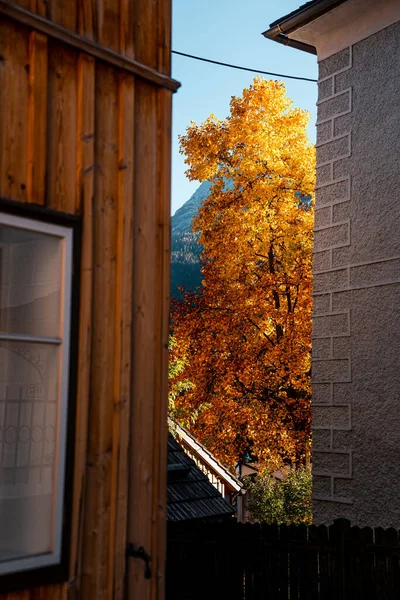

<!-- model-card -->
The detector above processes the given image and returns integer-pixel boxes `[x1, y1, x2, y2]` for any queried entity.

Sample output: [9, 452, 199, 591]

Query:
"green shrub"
[245, 467, 312, 525]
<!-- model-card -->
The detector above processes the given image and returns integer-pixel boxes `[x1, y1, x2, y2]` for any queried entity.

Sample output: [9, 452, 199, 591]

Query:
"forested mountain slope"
[170, 181, 211, 298]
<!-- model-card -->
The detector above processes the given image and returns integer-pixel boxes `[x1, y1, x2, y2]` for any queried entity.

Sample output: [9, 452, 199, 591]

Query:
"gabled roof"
[167, 434, 234, 522]
[168, 418, 242, 493]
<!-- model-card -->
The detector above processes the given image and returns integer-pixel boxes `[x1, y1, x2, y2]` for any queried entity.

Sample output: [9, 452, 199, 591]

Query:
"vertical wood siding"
[26, 31, 47, 205]
[0, 0, 175, 598]
[0, 19, 29, 203]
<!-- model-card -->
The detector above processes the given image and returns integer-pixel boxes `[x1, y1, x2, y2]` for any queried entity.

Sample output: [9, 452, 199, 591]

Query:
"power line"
[171, 50, 317, 83]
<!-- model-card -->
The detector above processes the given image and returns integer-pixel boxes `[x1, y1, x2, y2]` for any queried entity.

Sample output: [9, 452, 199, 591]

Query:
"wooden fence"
[167, 519, 400, 600]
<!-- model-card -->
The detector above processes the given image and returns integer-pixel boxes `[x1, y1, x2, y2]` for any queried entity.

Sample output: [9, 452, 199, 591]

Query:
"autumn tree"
[170, 78, 315, 473]
[168, 335, 193, 424]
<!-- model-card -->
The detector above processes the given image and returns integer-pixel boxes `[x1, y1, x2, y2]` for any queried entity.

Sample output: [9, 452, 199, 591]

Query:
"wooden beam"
[46, 42, 78, 213]
[0, 18, 29, 203]
[26, 30, 47, 205]
[80, 62, 119, 598]
[68, 52, 95, 589]
[128, 80, 158, 600]
[151, 86, 173, 600]
[112, 71, 135, 600]
[0, 0, 180, 92]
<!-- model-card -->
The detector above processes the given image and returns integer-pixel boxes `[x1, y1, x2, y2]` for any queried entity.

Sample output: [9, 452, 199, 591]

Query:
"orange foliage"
[170, 78, 315, 472]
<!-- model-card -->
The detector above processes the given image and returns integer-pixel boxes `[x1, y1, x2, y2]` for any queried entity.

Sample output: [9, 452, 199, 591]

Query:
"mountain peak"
[171, 180, 211, 235]
[170, 181, 209, 298]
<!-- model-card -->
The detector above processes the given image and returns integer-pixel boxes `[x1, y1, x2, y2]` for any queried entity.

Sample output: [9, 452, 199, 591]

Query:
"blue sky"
[171, 0, 318, 215]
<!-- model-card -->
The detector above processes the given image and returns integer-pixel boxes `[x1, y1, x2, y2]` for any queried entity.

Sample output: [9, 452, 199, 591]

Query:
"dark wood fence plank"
[310, 525, 333, 600]
[346, 526, 374, 599]
[167, 519, 400, 600]
[374, 527, 400, 600]
[265, 523, 281, 598]
[277, 525, 289, 600]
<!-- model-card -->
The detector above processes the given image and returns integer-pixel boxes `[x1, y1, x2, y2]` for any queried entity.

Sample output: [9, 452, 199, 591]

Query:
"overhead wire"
[171, 50, 317, 83]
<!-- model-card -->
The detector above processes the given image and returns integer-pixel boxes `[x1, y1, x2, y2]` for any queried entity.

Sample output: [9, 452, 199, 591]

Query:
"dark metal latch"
[126, 543, 152, 579]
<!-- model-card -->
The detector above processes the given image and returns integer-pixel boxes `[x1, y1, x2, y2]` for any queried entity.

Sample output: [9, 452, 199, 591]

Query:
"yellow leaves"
[172, 77, 315, 472]
[179, 77, 315, 193]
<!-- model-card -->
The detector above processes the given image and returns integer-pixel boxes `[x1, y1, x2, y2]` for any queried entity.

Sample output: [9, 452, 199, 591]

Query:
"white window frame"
[0, 211, 73, 576]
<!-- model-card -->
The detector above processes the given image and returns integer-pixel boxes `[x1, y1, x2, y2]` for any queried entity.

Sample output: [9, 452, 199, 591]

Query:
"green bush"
[245, 467, 312, 525]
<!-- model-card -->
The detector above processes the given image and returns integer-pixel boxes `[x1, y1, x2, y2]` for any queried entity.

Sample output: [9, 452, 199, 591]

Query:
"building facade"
[0, 1, 179, 598]
[265, 0, 400, 527]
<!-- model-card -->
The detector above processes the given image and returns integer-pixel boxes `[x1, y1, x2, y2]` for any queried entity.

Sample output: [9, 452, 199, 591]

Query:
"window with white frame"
[0, 212, 73, 576]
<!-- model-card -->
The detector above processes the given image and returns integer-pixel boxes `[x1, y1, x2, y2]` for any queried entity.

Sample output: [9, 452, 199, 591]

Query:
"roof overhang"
[263, 0, 400, 61]
[263, 0, 349, 55]
[169, 418, 242, 492]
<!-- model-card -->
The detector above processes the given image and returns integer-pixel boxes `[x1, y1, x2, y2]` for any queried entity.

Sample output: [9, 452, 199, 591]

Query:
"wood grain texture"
[75, 53, 95, 214]
[68, 52, 95, 590]
[0, 19, 29, 202]
[151, 87, 172, 600]
[80, 62, 119, 600]
[112, 72, 134, 600]
[77, 0, 95, 39]
[133, 0, 158, 69]
[95, 0, 120, 52]
[157, 0, 171, 75]
[0, 2, 180, 92]
[47, 42, 78, 213]
[30, 583, 67, 600]
[120, 0, 134, 57]
[106, 72, 123, 600]
[127, 80, 158, 600]
[35, 0, 47, 18]
[0, 583, 67, 600]
[28, 0, 47, 17]
[10, 0, 29, 8]
[26, 31, 47, 205]
[47, 0, 78, 32]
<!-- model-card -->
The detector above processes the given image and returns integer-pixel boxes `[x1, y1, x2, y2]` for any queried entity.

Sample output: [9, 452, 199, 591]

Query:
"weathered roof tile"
[167, 434, 234, 522]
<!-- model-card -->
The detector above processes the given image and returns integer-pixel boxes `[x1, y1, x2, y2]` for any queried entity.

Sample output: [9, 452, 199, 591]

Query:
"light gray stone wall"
[312, 21, 400, 527]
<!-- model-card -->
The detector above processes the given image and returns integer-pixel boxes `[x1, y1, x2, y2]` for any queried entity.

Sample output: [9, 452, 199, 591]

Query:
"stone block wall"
[312, 21, 400, 527]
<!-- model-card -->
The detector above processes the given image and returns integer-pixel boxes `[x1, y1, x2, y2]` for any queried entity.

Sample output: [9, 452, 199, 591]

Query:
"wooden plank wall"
[0, 0, 174, 599]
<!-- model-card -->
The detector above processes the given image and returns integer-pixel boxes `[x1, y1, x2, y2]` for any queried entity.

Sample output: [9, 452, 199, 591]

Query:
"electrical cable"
[171, 50, 317, 83]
